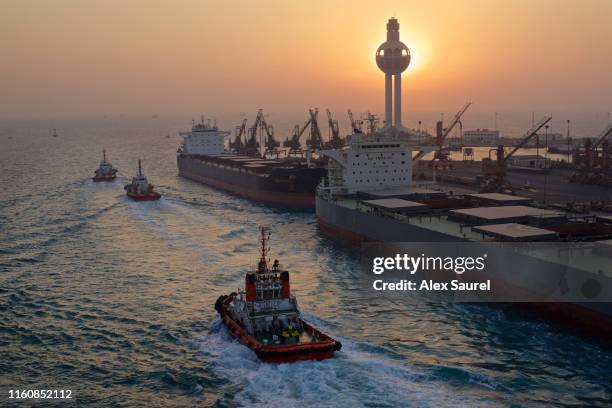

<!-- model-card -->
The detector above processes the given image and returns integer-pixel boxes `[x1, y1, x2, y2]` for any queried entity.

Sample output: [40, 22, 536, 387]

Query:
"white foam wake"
[195, 319, 496, 408]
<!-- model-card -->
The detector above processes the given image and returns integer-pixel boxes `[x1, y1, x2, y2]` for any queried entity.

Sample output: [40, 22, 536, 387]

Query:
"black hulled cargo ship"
[177, 112, 328, 209]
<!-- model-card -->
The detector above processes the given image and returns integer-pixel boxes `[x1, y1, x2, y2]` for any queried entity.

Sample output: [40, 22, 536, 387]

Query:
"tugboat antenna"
[103, 149, 106, 161]
[259, 226, 270, 272]
[138, 159, 142, 177]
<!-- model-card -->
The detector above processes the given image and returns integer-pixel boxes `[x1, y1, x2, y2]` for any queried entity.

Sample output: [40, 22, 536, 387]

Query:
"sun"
[404, 38, 428, 74]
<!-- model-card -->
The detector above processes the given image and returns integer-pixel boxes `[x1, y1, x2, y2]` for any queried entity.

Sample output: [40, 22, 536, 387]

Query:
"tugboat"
[215, 227, 342, 363]
[124, 160, 161, 201]
[92, 149, 118, 182]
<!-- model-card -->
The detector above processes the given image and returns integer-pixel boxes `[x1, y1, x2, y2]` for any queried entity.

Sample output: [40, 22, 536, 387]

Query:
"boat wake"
[195, 318, 495, 408]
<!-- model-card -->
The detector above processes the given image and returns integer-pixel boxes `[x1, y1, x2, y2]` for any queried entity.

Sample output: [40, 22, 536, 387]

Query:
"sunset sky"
[2, 0, 611, 118]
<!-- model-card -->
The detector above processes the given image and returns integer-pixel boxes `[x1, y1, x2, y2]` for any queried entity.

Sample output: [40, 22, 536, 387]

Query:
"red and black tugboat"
[92, 149, 118, 182]
[215, 227, 342, 363]
[124, 160, 161, 201]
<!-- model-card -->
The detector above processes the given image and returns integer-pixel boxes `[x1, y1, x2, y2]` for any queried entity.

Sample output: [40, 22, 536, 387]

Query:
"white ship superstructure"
[320, 128, 435, 195]
[178, 116, 229, 155]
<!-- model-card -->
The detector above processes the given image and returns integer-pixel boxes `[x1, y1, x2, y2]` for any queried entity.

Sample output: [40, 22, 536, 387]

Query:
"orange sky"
[1, 0, 611, 117]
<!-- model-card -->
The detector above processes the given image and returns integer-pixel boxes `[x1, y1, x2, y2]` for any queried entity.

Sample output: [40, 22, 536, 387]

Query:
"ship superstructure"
[226, 228, 301, 337]
[178, 116, 228, 156]
[322, 127, 434, 195]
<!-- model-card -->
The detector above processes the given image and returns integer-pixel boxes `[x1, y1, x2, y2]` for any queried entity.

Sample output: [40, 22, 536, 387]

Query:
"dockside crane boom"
[503, 116, 552, 162]
[245, 110, 264, 156]
[230, 118, 247, 152]
[306, 108, 324, 150]
[260, 113, 279, 154]
[283, 112, 313, 155]
[480, 116, 552, 193]
[592, 123, 612, 151]
[348, 109, 363, 134]
[325, 109, 344, 148]
[326, 109, 339, 139]
[432, 102, 472, 162]
[569, 122, 612, 184]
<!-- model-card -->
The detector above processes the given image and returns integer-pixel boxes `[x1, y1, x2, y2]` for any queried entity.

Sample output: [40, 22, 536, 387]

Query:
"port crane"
[324, 109, 345, 149]
[348, 109, 363, 134]
[480, 116, 552, 193]
[283, 124, 306, 156]
[245, 109, 278, 157]
[283, 109, 324, 156]
[570, 123, 612, 185]
[230, 118, 247, 152]
[305, 108, 324, 150]
[283, 119, 310, 156]
[593, 123, 612, 150]
[430, 102, 472, 163]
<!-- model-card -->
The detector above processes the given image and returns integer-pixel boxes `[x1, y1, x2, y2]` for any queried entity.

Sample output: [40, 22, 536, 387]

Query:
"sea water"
[1, 115, 610, 407]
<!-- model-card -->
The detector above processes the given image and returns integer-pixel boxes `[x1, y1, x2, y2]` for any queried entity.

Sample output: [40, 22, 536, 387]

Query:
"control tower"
[376, 18, 411, 128]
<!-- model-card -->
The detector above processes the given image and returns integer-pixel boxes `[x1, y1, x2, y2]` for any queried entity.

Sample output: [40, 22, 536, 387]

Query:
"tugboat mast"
[138, 159, 142, 177]
[258, 226, 270, 273]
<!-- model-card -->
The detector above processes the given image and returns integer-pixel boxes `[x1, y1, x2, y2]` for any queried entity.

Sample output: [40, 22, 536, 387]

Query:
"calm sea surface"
[1, 116, 611, 407]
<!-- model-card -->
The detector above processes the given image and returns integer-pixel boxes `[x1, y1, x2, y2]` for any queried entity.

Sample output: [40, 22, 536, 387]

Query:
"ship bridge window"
[257, 283, 280, 300]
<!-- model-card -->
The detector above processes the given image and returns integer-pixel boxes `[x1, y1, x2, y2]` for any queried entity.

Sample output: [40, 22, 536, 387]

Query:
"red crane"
[431, 102, 472, 163]
[480, 116, 552, 193]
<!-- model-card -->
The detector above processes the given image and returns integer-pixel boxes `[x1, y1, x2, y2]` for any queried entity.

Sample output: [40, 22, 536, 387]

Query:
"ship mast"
[103, 149, 106, 162]
[138, 159, 142, 177]
[258, 226, 270, 272]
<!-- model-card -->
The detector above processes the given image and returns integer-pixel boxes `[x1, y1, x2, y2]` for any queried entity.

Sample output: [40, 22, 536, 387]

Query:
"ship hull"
[177, 155, 325, 209]
[92, 175, 116, 182]
[316, 194, 459, 244]
[215, 295, 341, 363]
[126, 191, 161, 201]
[316, 194, 612, 341]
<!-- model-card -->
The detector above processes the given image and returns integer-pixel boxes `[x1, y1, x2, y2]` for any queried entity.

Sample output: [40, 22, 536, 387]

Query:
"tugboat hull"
[126, 191, 161, 201]
[92, 175, 117, 182]
[215, 294, 341, 363]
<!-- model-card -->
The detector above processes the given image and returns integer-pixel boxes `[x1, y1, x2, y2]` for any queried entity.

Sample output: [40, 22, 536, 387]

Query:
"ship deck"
[324, 193, 612, 278]
[255, 329, 316, 346]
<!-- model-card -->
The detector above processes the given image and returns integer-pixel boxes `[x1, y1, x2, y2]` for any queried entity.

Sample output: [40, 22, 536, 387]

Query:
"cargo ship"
[215, 227, 342, 363]
[316, 127, 612, 339]
[176, 116, 326, 209]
